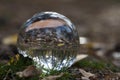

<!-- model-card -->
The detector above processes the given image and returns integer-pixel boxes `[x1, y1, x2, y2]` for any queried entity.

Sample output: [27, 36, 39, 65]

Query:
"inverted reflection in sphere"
[17, 12, 79, 73]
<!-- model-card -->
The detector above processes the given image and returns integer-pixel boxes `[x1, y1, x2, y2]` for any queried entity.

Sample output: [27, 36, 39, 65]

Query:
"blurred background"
[1, 0, 120, 66]
[1, 0, 120, 44]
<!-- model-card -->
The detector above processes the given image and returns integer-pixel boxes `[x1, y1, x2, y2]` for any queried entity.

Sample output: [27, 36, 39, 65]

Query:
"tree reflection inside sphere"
[17, 12, 79, 73]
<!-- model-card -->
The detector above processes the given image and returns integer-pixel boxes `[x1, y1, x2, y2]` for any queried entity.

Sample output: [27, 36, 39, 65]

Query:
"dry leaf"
[41, 73, 64, 80]
[2, 34, 18, 45]
[79, 69, 95, 78]
[57, 43, 64, 47]
[16, 65, 41, 78]
[74, 54, 88, 63]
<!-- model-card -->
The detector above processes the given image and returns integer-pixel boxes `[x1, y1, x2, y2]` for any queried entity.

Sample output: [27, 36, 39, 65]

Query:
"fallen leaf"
[2, 34, 18, 45]
[41, 73, 64, 80]
[74, 54, 88, 63]
[79, 69, 95, 78]
[16, 65, 41, 78]
[57, 43, 64, 47]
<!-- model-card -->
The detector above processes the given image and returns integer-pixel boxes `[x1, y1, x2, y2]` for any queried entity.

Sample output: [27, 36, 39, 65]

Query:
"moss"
[73, 58, 120, 72]
[0, 54, 120, 80]
[78, 59, 106, 70]
[0, 55, 38, 80]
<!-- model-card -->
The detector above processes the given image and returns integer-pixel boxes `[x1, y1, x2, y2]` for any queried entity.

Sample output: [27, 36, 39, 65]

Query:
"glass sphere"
[17, 12, 79, 73]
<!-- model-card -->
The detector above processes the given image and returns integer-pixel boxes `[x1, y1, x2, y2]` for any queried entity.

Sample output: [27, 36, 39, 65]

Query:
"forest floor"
[0, 37, 120, 80]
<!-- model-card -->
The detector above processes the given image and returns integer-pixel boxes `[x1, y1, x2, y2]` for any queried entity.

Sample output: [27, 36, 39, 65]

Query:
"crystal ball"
[17, 12, 79, 72]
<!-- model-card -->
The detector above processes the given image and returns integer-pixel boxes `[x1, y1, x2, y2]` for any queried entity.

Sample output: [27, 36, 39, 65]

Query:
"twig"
[3, 69, 11, 80]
